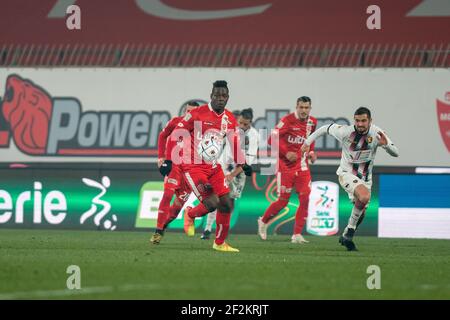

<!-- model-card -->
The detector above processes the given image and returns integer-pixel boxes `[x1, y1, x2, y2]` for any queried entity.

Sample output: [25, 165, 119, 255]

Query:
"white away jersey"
[309, 123, 398, 182]
[219, 126, 259, 171]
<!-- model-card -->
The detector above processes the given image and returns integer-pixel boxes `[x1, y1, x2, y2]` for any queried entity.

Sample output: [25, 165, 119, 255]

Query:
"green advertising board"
[0, 165, 378, 235]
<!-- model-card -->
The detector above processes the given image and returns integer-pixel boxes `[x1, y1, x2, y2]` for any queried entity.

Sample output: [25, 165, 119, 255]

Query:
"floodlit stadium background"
[0, 0, 449, 239]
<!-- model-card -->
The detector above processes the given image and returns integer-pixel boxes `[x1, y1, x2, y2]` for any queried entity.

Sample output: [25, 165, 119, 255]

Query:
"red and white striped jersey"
[305, 123, 399, 182]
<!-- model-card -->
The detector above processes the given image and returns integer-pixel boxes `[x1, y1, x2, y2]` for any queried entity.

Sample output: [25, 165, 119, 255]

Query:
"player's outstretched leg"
[339, 186, 370, 251]
[258, 197, 289, 240]
[213, 195, 239, 252]
[163, 203, 183, 230]
[292, 191, 310, 244]
[151, 189, 174, 244]
[184, 200, 215, 236]
[339, 227, 357, 251]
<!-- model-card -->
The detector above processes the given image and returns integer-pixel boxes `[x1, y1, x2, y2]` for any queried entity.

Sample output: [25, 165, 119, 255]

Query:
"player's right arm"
[302, 123, 347, 154]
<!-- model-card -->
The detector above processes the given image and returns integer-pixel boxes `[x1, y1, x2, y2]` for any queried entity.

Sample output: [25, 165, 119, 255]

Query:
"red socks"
[293, 193, 309, 234]
[156, 189, 174, 230]
[215, 211, 231, 245]
[261, 198, 289, 223]
[163, 204, 182, 229]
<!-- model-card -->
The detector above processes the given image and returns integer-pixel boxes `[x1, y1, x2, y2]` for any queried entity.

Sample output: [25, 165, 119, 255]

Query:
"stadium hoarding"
[2, 1, 449, 45]
[306, 181, 340, 236]
[378, 174, 450, 239]
[0, 165, 379, 236]
[1, 68, 450, 167]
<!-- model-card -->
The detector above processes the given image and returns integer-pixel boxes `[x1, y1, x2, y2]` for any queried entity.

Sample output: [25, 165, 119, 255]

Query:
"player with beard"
[302, 107, 399, 251]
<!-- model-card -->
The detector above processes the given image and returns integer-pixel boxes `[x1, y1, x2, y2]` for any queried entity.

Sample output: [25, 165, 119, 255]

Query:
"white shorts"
[338, 173, 372, 202]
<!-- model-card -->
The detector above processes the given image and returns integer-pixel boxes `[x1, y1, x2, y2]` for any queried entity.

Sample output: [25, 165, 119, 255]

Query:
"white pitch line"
[0, 284, 161, 300]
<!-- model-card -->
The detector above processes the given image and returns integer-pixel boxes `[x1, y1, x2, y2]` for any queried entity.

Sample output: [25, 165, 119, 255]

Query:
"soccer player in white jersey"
[201, 108, 259, 239]
[301, 107, 399, 251]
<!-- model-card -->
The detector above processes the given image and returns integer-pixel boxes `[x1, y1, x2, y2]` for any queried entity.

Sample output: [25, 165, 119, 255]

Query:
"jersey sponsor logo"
[0, 74, 170, 157]
[287, 135, 305, 144]
[221, 115, 229, 134]
[437, 93, 450, 152]
[349, 150, 373, 163]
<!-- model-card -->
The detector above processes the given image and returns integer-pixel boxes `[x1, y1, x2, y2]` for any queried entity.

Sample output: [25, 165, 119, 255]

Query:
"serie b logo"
[437, 92, 450, 153]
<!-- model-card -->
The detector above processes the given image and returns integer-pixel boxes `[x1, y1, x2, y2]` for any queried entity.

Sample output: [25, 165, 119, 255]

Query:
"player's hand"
[242, 163, 253, 176]
[157, 157, 165, 168]
[286, 151, 298, 163]
[377, 131, 388, 146]
[301, 144, 310, 156]
[308, 151, 317, 164]
[159, 160, 172, 177]
[226, 174, 234, 183]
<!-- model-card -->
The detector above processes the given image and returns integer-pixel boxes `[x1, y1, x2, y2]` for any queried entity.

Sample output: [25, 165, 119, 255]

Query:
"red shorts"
[164, 165, 191, 203]
[182, 164, 229, 202]
[277, 170, 311, 197]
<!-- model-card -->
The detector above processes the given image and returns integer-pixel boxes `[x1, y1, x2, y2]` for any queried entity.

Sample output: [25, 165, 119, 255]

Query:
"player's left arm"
[377, 129, 399, 157]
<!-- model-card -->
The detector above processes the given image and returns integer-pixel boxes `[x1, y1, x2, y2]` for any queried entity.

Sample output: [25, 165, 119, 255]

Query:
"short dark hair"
[186, 100, 200, 107]
[213, 80, 228, 90]
[240, 108, 254, 121]
[297, 96, 312, 104]
[354, 107, 371, 119]
[232, 110, 241, 118]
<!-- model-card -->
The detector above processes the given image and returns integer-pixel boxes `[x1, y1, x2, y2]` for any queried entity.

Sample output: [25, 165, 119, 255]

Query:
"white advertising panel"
[1, 68, 449, 166]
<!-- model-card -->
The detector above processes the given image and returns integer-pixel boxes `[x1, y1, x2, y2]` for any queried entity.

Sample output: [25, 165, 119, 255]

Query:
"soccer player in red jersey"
[258, 96, 318, 244]
[177, 80, 252, 252]
[150, 101, 204, 244]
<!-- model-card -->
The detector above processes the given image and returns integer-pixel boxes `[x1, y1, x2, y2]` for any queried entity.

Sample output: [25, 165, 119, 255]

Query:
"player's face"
[238, 116, 252, 131]
[354, 114, 371, 134]
[296, 101, 311, 120]
[210, 87, 229, 112]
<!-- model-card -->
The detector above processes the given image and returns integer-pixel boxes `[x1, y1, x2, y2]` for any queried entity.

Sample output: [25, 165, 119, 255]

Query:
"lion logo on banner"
[1, 74, 53, 155]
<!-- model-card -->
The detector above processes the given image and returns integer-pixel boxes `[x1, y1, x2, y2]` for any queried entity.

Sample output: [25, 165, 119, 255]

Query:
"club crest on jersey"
[221, 115, 229, 134]
[367, 136, 373, 143]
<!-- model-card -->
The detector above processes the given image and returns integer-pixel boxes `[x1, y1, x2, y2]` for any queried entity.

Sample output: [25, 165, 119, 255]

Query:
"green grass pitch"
[0, 229, 449, 299]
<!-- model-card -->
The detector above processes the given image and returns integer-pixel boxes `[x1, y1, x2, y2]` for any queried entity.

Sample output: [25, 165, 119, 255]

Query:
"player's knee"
[217, 197, 232, 213]
[203, 198, 218, 212]
[357, 193, 370, 206]
[276, 197, 289, 208]
[219, 202, 232, 213]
